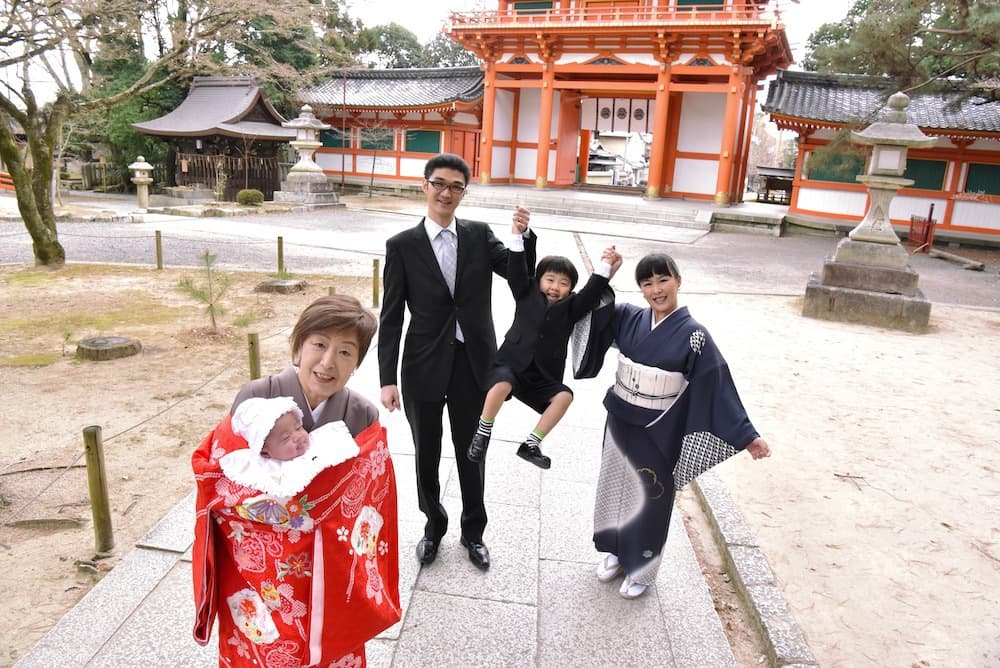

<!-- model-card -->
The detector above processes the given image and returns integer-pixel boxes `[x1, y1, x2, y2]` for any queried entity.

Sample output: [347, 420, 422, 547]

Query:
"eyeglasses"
[427, 179, 467, 195]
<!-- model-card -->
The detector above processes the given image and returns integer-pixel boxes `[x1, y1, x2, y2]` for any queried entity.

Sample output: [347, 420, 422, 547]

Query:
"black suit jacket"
[378, 218, 537, 400]
[495, 250, 610, 383]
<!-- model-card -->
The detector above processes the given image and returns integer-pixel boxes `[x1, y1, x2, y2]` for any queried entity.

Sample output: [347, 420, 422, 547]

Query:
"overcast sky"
[349, 0, 856, 67]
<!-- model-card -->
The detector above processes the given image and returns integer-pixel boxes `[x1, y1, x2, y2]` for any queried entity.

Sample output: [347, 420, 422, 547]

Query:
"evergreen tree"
[803, 0, 999, 103]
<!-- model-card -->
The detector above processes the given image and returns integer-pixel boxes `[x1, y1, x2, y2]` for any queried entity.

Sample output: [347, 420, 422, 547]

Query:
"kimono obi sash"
[613, 354, 685, 410]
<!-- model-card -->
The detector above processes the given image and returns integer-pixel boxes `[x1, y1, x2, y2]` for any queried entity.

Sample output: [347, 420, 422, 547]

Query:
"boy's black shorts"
[485, 362, 572, 414]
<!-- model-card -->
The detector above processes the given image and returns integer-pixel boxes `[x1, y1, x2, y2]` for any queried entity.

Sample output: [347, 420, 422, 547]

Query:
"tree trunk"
[0, 102, 69, 267]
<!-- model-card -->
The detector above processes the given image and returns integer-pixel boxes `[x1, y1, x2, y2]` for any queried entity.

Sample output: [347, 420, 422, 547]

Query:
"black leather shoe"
[467, 432, 490, 463]
[459, 536, 491, 570]
[517, 442, 551, 469]
[415, 537, 439, 565]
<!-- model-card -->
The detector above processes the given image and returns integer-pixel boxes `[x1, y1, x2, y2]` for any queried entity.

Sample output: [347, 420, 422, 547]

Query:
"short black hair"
[535, 255, 579, 289]
[634, 253, 681, 285]
[424, 153, 471, 185]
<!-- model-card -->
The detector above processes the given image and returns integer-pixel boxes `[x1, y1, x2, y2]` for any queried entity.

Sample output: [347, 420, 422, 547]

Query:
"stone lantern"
[273, 105, 341, 207]
[802, 92, 937, 332]
[283, 105, 329, 180]
[128, 155, 154, 212]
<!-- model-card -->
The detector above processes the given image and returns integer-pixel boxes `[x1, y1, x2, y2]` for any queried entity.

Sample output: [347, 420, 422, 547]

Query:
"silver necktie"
[439, 228, 457, 295]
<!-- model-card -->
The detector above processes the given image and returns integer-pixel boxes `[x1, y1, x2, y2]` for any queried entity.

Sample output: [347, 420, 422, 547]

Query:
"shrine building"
[299, 1, 792, 205]
[763, 69, 1000, 241]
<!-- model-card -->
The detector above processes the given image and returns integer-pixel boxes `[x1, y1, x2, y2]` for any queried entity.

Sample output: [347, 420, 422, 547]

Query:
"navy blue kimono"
[591, 304, 759, 586]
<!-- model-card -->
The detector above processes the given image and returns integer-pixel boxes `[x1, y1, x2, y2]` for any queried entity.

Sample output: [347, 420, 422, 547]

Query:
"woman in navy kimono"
[587, 252, 770, 599]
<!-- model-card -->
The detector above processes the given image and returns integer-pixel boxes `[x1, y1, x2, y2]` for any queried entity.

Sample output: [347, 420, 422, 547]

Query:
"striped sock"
[525, 429, 544, 448]
[476, 417, 494, 438]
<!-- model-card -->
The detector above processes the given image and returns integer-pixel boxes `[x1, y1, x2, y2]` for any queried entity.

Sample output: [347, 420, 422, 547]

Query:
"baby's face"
[261, 411, 309, 461]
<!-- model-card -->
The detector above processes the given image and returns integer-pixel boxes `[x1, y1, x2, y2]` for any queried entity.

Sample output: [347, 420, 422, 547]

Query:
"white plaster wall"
[967, 139, 1000, 152]
[952, 200, 1000, 231]
[491, 146, 511, 180]
[554, 52, 660, 66]
[356, 155, 396, 176]
[518, 88, 542, 142]
[672, 158, 717, 195]
[796, 187, 868, 217]
[548, 148, 556, 182]
[494, 89, 515, 142]
[515, 147, 538, 180]
[888, 195, 948, 222]
[400, 158, 426, 178]
[316, 152, 350, 172]
[454, 112, 479, 125]
[676, 93, 725, 153]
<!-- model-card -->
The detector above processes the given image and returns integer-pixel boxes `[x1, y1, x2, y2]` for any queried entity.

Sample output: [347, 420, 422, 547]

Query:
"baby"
[222, 396, 359, 498]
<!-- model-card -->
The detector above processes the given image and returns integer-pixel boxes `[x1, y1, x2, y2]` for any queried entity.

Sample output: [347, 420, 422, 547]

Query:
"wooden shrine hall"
[300, 1, 792, 204]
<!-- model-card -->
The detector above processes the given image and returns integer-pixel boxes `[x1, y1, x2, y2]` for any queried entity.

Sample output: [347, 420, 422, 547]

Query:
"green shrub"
[236, 189, 265, 206]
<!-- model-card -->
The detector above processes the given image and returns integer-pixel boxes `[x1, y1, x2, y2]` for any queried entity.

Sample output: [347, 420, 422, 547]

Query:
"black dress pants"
[403, 343, 488, 543]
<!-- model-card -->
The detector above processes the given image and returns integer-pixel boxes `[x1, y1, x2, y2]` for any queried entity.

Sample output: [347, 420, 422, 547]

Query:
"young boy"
[467, 225, 622, 469]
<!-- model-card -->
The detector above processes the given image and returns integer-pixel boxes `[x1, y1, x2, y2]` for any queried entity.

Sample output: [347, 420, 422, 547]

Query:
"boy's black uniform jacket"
[495, 250, 610, 383]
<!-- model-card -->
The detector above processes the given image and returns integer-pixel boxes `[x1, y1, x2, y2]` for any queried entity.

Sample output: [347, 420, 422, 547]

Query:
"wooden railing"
[175, 153, 282, 201]
[448, 3, 773, 29]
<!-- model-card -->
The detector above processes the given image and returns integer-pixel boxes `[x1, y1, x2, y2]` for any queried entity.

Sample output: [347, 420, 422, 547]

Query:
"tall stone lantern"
[128, 155, 154, 213]
[273, 105, 341, 207]
[802, 92, 937, 332]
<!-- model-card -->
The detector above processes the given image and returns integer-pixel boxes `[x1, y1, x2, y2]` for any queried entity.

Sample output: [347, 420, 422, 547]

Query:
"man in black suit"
[378, 153, 535, 570]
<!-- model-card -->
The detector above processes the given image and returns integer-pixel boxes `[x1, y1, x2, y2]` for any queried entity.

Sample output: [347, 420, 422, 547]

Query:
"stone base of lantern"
[273, 173, 342, 207]
[802, 268, 931, 333]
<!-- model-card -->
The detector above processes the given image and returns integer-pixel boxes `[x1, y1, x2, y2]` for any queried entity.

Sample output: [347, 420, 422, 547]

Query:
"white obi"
[613, 354, 686, 411]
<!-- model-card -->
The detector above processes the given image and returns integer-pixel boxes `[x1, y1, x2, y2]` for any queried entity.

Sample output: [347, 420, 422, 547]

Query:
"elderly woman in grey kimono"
[576, 252, 770, 599]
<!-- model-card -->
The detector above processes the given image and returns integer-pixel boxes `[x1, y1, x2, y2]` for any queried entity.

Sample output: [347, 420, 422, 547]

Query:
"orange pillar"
[535, 66, 555, 188]
[578, 128, 592, 184]
[732, 75, 757, 203]
[715, 70, 742, 205]
[646, 66, 672, 199]
[479, 62, 497, 185]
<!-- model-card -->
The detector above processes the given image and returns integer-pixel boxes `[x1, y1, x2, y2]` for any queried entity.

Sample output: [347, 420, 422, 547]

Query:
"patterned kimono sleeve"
[672, 327, 758, 489]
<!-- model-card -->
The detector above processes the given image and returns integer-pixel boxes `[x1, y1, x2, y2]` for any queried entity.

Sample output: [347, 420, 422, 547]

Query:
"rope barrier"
[0, 325, 292, 532]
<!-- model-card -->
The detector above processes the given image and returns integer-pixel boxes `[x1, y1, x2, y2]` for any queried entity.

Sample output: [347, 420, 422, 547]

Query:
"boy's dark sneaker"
[516, 442, 551, 469]
[468, 433, 490, 462]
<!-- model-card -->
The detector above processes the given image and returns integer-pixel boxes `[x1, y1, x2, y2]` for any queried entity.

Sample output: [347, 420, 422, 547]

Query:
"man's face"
[423, 167, 467, 225]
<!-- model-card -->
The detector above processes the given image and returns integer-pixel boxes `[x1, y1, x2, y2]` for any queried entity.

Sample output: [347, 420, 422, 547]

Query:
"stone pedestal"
[802, 237, 931, 332]
[273, 173, 342, 206]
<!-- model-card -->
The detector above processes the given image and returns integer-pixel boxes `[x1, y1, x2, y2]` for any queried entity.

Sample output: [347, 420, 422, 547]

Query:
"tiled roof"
[763, 69, 1000, 134]
[299, 67, 483, 109]
[133, 77, 295, 140]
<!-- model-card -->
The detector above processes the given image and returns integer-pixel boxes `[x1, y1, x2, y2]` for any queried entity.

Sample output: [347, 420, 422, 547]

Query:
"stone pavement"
[5, 186, 838, 668]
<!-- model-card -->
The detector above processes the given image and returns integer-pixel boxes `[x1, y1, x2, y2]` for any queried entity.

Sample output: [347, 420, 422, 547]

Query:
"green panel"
[806, 151, 865, 184]
[965, 163, 1000, 195]
[903, 159, 946, 190]
[514, 1, 552, 14]
[320, 129, 349, 148]
[405, 130, 441, 154]
[677, 0, 723, 6]
[360, 130, 395, 151]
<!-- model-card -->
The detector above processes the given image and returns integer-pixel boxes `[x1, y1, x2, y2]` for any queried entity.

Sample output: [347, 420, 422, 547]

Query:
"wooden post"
[155, 230, 163, 270]
[372, 258, 380, 307]
[277, 236, 284, 275]
[82, 426, 114, 555]
[248, 332, 261, 380]
[328, 286, 336, 296]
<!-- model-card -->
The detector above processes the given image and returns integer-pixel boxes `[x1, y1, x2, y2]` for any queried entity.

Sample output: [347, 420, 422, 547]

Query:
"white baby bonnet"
[221, 396, 359, 498]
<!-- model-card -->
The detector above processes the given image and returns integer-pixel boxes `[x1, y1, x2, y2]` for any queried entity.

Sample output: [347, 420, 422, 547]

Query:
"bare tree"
[0, 0, 321, 266]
